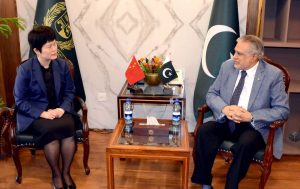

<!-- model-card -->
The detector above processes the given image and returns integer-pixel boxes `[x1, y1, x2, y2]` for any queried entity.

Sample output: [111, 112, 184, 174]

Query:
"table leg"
[182, 157, 189, 189]
[106, 153, 114, 189]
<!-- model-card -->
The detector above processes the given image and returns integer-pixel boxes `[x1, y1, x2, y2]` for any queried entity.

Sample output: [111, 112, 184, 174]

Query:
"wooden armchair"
[193, 57, 290, 189]
[9, 59, 90, 183]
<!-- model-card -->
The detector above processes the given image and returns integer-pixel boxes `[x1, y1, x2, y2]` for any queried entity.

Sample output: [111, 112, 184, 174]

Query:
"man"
[191, 35, 289, 189]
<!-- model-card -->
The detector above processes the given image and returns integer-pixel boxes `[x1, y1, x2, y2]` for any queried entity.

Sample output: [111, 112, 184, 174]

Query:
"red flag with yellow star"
[125, 56, 145, 85]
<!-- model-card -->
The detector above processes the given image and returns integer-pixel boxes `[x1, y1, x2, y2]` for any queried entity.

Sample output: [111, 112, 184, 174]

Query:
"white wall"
[16, 0, 248, 131]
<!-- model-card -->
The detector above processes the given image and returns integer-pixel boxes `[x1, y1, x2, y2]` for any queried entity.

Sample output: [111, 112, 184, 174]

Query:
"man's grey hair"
[237, 35, 264, 59]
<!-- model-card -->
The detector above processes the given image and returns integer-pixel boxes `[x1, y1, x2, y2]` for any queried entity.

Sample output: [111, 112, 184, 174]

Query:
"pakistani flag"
[158, 61, 178, 84]
[32, 0, 86, 101]
[193, 0, 240, 118]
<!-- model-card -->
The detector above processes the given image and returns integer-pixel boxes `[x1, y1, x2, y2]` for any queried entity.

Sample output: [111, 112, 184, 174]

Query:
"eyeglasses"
[234, 50, 255, 57]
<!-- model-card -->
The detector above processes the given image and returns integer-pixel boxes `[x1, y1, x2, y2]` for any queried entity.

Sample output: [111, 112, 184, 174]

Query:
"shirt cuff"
[217, 113, 226, 123]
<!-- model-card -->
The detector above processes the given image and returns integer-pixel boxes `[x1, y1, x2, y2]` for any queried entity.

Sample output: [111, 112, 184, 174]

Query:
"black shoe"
[53, 185, 63, 189]
[65, 183, 76, 189]
[201, 186, 213, 189]
[62, 175, 76, 189]
[64, 182, 76, 189]
[52, 177, 64, 189]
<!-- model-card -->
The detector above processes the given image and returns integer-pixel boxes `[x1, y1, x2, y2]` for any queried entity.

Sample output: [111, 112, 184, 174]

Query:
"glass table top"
[123, 83, 184, 97]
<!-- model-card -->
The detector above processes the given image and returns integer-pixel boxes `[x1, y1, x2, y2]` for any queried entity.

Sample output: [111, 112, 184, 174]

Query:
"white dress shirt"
[233, 61, 259, 110]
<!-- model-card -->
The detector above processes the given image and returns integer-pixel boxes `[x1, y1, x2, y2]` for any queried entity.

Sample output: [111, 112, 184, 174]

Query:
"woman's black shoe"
[65, 183, 76, 189]
[53, 185, 63, 189]
[52, 177, 64, 189]
[62, 175, 76, 189]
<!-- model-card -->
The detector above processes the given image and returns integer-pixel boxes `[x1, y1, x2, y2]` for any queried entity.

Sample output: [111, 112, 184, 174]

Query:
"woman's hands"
[40, 108, 65, 119]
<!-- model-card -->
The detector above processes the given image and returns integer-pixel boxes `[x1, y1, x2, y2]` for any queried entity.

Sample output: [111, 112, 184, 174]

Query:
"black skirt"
[27, 113, 75, 147]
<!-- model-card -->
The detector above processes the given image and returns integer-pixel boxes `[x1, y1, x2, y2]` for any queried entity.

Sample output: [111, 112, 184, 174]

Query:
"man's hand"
[222, 105, 239, 121]
[222, 105, 252, 123]
[235, 108, 253, 123]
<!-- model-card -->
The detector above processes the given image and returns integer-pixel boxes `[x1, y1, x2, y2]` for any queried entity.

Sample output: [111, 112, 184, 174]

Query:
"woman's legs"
[61, 136, 76, 186]
[44, 140, 63, 188]
[33, 114, 76, 187]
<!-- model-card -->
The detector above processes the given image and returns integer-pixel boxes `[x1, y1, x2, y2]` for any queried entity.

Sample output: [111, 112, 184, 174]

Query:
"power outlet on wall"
[97, 92, 107, 102]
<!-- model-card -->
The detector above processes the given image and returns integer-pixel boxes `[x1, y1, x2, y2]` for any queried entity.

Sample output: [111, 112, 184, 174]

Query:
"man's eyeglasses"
[234, 50, 255, 57]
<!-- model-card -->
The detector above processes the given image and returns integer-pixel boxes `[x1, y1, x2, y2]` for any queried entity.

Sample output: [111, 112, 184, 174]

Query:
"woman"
[14, 26, 77, 189]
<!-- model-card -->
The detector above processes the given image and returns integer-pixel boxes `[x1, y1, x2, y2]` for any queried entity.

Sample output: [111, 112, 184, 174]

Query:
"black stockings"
[61, 136, 76, 185]
[43, 136, 75, 188]
[44, 140, 63, 188]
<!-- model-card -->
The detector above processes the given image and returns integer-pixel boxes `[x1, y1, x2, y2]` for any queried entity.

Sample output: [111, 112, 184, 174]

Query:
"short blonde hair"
[237, 35, 264, 59]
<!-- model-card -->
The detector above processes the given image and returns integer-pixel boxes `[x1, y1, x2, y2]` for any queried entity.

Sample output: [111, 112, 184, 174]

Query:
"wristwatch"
[250, 114, 255, 126]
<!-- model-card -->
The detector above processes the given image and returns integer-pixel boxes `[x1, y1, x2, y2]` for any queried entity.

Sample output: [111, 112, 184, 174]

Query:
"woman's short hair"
[28, 25, 56, 53]
[237, 35, 264, 59]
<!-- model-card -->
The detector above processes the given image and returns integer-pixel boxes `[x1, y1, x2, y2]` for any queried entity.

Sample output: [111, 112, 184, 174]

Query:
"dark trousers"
[191, 121, 265, 189]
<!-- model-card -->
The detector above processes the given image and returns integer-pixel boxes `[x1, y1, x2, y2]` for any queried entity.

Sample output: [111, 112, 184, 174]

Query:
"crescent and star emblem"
[201, 25, 237, 78]
[162, 68, 172, 78]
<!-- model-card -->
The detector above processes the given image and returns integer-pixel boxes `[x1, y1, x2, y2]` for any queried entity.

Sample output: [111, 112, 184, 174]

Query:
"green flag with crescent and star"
[193, 0, 240, 118]
[32, 0, 86, 101]
[158, 61, 178, 84]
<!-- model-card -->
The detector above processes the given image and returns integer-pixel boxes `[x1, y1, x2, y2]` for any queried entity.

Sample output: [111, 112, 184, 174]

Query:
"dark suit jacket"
[13, 57, 75, 132]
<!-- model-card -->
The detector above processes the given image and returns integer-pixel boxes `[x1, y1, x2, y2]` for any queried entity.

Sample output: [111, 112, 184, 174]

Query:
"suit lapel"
[52, 60, 61, 100]
[32, 57, 47, 95]
[248, 60, 265, 110]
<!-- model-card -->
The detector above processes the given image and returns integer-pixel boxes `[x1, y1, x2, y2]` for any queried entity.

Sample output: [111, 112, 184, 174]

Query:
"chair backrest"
[63, 58, 75, 80]
[263, 56, 290, 92]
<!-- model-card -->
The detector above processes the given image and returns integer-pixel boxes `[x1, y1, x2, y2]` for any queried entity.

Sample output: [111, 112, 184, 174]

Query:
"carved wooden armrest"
[75, 96, 89, 137]
[75, 96, 87, 112]
[0, 107, 12, 136]
[194, 104, 211, 138]
[264, 119, 286, 161]
[0, 107, 16, 146]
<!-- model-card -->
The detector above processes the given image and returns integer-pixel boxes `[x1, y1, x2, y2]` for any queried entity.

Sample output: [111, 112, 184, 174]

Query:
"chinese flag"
[125, 56, 145, 85]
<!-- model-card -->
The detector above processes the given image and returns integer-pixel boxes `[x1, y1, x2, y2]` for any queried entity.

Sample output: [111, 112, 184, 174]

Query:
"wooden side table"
[106, 118, 190, 189]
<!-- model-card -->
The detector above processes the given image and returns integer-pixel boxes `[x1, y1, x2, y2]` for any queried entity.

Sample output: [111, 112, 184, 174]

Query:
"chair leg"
[259, 166, 271, 189]
[12, 146, 22, 183]
[30, 149, 36, 156]
[192, 145, 196, 163]
[83, 139, 90, 175]
[4, 131, 11, 157]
